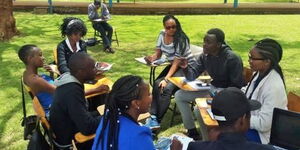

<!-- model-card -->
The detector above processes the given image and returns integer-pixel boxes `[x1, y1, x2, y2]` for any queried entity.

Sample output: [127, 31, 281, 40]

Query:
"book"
[135, 56, 168, 66]
[95, 62, 113, 72]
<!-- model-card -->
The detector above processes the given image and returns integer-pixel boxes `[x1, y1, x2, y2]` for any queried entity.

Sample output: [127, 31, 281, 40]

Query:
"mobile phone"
[206, 99, 213, 105]
[85, 79, 97, 84]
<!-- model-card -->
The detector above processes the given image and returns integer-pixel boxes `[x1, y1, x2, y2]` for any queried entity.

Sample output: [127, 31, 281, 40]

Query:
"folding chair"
[93, 27, 119, 47]
[33, 96, 96, 149]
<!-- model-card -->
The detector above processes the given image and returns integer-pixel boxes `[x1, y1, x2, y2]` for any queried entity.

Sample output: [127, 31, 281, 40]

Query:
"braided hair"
[98, 75, 144, 150]
[163, 15, 190, 56]
[59, 17, 87, 38]
[254, 38, 285, 87]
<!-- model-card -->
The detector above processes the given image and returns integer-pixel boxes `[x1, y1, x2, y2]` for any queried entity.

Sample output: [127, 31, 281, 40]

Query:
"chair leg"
[169, 103, 177, 127]
[114, 29, 119, 47]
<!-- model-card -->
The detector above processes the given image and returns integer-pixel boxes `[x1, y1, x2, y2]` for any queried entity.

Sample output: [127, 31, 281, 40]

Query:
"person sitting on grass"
[57, 17, 88, 74]
[18, 44, 55, 117]
[92, 75, 155, 150]
[186, 87, 275, 150]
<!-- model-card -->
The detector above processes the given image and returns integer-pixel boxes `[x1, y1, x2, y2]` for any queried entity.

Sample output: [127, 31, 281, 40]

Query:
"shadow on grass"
[0, 101, 23, 148]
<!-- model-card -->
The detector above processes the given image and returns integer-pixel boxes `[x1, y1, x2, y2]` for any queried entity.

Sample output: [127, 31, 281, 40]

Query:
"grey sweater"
[88, 3, 110, 20]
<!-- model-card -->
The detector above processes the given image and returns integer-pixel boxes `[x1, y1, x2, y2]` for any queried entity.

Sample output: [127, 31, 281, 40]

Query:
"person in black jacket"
[173, 28, 244, 140]
[186, 87, 275, 150]
[50, 53, 108, 149]
[57, 17, 87, 74]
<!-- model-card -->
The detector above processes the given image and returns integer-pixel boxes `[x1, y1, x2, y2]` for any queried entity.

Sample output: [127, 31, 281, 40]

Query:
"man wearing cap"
[88, 0, 114, 53]
[187, 87, 275, 150]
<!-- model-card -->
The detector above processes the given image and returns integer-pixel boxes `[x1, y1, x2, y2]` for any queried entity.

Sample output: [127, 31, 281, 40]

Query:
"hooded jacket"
[50, 73, 100, 145]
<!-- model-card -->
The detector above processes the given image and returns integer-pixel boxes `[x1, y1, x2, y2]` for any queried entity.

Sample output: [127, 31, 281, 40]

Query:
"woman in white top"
[245, 38, 287, 144]
[144, 15, 194, 129]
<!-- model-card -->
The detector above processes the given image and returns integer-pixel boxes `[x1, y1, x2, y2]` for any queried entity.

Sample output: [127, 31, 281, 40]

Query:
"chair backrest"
[21, 77, 34, 99]
[53, 48, 58, 65]
[287, 92, 300, 112]
[32, 96, 51, 133]
[270, 108, 300, 149]
[243, 67, 253, 84]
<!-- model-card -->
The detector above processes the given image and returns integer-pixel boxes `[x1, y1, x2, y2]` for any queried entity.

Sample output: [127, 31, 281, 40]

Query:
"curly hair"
[59, 17, 87, 38]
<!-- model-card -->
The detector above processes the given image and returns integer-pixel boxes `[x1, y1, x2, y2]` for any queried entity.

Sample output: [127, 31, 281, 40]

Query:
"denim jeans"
[92, 21, 113, 49]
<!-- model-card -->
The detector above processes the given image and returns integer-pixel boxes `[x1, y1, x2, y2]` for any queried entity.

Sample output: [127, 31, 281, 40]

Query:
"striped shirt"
[156, 30, 194, 64]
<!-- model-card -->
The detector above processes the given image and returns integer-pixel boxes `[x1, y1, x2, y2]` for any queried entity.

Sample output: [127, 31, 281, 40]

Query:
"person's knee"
[174, 90, 185, 103]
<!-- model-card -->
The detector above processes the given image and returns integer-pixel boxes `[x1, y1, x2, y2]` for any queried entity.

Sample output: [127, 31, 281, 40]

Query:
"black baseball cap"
[212, 87, 261, 122]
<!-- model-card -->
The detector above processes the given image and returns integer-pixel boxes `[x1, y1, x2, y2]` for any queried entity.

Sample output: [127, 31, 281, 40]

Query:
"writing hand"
[170, 137, 183, 150]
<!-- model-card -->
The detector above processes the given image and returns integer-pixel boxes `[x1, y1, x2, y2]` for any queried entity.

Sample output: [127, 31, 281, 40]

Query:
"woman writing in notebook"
[144, 15, 195, 130]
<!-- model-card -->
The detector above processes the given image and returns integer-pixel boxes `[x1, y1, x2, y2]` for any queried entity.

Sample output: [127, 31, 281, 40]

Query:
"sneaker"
[144, 115, 160, 130]
[108, 48, 115, 53]
[187, 128, 201, 140]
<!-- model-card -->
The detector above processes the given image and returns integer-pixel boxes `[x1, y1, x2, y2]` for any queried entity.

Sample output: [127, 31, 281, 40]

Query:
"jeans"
[150, 65, 183, 122]
[92, 21, 113, 49]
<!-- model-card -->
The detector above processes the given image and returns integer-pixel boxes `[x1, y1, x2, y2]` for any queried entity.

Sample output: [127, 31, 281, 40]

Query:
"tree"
[0, 0, 18, 41]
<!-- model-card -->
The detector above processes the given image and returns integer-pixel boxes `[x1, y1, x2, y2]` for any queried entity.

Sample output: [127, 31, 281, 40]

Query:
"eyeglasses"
[165, 25, 176, 30]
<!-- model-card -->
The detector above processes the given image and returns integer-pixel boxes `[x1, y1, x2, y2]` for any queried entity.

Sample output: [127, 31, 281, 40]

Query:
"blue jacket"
[92, 115, 155, 150]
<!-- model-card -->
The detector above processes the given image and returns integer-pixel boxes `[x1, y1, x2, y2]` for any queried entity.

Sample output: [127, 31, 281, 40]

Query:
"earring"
[137, 106, 140, 110]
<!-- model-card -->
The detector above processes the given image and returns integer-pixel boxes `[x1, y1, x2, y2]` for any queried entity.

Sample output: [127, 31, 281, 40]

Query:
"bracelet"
[164, 78, 169, 83]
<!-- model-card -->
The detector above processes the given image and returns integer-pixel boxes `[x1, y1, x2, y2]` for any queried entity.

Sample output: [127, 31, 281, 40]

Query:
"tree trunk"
[0, 0, 18, 41]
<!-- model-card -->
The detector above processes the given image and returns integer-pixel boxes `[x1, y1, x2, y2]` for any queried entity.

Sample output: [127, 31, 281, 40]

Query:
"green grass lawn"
[16, 0, 295, 3]
[0, 12, 299, 149]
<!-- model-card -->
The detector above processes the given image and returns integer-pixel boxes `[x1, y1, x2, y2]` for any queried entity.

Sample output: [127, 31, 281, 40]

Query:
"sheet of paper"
[93, 18, 105, 22]
[169, 134, 194, 150]
[99, 63, 113, 71]
[183, 77, 210, 91]
[135, 56, 147, 65]
[206, 108, 215, 120]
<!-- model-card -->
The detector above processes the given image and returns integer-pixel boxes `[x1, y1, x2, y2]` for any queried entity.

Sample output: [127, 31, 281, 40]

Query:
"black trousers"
[92, 21, 113, 49]
[150, 65, 183, 122]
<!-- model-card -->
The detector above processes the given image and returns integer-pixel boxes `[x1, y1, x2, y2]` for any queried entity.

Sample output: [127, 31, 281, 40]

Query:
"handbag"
[27, 118, 50, 150]
[21, 115, 38, 140]
[85, 38, 97, 47]
[20, 77, 38, 140]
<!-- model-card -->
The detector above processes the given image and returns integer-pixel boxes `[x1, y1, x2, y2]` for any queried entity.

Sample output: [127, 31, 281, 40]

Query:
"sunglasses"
[165, 25, 176, 30]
